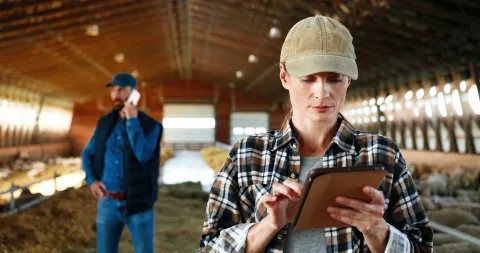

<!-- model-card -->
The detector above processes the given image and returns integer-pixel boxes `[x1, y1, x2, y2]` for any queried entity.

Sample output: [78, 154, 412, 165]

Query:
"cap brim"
[105, 83, 113, 87]
[285, 54, 358, 80]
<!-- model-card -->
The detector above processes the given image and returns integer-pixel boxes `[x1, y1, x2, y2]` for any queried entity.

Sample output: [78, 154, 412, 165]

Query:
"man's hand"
[90, 181, 107, 198]
[261, 178, 303, 230]
[123, 102, 138, 119]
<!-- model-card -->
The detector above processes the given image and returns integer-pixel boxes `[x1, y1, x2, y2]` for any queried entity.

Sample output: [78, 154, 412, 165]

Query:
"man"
[82, 72, 162, 253]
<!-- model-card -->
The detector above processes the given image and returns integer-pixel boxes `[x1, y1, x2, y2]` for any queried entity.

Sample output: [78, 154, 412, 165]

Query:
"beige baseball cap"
[280, 15, 358, 80]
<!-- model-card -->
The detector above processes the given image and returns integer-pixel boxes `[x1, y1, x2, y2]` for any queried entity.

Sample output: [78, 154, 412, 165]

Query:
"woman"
[199, 15, 433, 253]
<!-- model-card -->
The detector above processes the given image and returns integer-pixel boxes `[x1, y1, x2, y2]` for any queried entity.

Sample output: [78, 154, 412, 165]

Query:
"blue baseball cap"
[105, 73, 137, 88]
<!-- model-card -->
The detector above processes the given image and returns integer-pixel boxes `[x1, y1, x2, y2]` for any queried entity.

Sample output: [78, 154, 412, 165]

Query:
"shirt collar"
[271, 113, 357, 155]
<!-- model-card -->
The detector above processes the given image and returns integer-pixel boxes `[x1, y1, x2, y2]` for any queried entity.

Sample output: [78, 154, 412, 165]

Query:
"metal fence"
[0, 167, 83, 217]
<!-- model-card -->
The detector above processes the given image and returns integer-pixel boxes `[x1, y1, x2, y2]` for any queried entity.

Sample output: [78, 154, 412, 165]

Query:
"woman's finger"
[272, 182, 299, 201]
[282, 178, 303, 196]
[334, 196, 384, 217]
[362, 186, 385, 205]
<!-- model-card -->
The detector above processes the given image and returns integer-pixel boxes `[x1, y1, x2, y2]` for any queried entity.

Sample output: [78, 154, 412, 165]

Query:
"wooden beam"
[392, 0, 480, 27]
[0, 1, 167, 43]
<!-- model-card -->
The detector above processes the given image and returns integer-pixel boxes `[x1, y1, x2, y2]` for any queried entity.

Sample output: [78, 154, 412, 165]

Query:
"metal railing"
[0, 166, 83, 217]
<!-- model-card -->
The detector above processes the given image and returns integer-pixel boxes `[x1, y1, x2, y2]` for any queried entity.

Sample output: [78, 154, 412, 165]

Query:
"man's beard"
[113, 99, 124, 110]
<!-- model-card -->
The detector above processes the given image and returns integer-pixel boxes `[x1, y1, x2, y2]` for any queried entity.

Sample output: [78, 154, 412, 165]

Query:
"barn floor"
[0, 151, 216, 253]
[0, 182, 208, 253]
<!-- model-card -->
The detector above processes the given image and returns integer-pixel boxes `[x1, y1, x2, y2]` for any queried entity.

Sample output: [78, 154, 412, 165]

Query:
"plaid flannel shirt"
[199, 116, 433, 253]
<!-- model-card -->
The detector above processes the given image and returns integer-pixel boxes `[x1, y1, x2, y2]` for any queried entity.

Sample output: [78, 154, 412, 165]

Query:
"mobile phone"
[127, 89, 141, 106]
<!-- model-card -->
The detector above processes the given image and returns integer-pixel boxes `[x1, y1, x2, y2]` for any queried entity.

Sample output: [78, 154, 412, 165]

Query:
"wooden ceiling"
[0, 0, 479, 104]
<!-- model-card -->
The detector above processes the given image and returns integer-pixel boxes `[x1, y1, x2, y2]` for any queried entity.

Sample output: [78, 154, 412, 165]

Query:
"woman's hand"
[261, 178, 303, 230]
[327, 186, 389, 253]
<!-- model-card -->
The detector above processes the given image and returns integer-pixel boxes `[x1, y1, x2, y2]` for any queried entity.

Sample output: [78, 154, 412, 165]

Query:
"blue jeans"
[96, 197, 154, 253]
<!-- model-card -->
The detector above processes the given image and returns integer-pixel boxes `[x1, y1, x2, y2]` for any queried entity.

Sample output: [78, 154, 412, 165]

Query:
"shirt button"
[290, 173, 296, 179]
[277, 233, 283, 240]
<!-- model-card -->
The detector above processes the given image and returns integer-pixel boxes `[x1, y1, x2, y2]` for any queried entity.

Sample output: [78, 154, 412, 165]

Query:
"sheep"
[428, 208, 480, 228]
[419, 172, 448, 196]
[456, 225, 480, 238]
[0, 167, 11, 180]
[434, 242, 478, 253]
[433, 233, 462, 246]
[26, 162, 47, 179]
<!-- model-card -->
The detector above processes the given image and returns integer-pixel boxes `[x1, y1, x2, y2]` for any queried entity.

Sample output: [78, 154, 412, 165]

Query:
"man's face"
[109, 85, 132, 110]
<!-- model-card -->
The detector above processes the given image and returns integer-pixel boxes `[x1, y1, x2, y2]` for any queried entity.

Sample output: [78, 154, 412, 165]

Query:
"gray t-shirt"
[283, 156, 327, 253]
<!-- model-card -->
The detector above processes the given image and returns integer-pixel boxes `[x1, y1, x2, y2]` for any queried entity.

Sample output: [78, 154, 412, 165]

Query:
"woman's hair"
[280, 96, 293, 130]
[279, 62, 293, 130]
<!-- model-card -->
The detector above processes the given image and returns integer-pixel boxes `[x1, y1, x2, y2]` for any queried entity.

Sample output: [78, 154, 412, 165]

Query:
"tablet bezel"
[291, 165, 385, 227]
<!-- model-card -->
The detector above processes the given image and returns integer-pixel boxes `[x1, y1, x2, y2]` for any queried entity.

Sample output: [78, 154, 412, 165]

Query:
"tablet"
[292, 166, 386, 231]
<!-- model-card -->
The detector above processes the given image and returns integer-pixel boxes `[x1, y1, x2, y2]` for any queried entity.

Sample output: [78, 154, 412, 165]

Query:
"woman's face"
[280, 64, 350, 124]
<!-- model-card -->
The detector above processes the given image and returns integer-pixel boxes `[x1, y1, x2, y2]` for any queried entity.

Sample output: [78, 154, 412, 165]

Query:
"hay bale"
[428, 208, 480, 228]
[457, 225, 480, 238]
[434, 242, 478, 253]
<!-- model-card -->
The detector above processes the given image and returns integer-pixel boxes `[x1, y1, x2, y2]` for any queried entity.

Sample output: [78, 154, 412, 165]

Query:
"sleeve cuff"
[85, 176, 96, 186]
[384, 224, 411, 253]
[126, 118, 141, 130]
[216, 223, 256, 253]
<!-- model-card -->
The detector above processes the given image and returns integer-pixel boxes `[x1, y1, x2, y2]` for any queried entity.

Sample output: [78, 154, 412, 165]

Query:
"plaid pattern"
[199, 115, 433, 253]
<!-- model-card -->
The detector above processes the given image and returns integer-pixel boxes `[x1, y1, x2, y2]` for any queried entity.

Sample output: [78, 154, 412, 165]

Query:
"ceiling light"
[362, 100, 368, 106]
[236, 71, 244, 79]
[86, 24, 99, 36]
[416, 88, 424, 99]
[388, 115, 394, 121]
[364, 117, 369, 123]
[379, 104, 386, 112]
[248, 54, 258, 63]
[371, 106, 377, 113]
[114, 53, 124, 63]
[405, 90, 413, 100]
[380, 116, 386, 122]
[444, 83, 451, 94]
[268, 27, 282, 39]
[429, 86, 437, 97]
[452, 89, 463, 116]
[131, 70, 139, 78]
[371, 116, 377, 122]
[369, 98, 376, 105]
